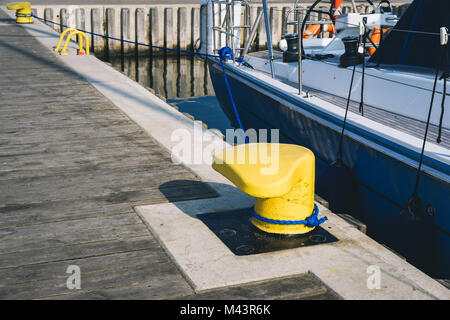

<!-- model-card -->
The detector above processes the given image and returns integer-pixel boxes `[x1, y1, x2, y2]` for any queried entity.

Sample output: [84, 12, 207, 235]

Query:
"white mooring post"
[91, 8, 104, 56]
[200, 0, 213, 56]
[135, 8, 146, 54]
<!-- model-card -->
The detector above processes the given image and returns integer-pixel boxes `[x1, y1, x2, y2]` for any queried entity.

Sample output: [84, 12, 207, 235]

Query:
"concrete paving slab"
[135, 198, 450, 299]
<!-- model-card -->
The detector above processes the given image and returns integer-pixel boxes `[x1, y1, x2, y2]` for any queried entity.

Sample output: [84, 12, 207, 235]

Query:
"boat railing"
[210, 0, 251, 61]
[285, 7, 333, 27]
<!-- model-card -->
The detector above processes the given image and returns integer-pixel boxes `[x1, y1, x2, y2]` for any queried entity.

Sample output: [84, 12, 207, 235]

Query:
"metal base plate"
[197, 207, 338, 256]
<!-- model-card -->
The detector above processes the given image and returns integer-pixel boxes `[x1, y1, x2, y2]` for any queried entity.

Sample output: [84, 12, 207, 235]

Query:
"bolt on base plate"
[197, 207, 338, 256]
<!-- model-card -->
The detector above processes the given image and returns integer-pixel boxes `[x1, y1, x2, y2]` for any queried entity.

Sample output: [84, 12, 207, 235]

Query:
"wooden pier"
[0, 9, 339, 300]
[1, 3, 449, 301]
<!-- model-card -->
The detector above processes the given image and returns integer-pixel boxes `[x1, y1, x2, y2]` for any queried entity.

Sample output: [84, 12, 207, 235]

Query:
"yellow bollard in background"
[213, 143, 318, 235]
[60, 31, 89, 56]
[7, 2, 33, 24]
[54, 28, 78, 53]
[54, 29, 90, 56]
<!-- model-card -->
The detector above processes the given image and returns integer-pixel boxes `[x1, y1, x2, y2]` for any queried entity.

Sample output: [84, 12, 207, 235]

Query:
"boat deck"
[248, 50, 450, 150]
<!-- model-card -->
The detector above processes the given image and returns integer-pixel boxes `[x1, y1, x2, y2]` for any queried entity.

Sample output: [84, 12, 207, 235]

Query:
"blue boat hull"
[208, 59, 450, 278]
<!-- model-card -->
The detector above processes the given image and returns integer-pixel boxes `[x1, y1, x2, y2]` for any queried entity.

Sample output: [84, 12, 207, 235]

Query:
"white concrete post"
[270, 7, 280, 47]
[178, 7, 188, 51]
[75, 8, 85, 31]
[43, 8, 53, 29]
[91, 8, 104, 56]
[257, 7, 266, 49]
[106, 8, 118, 54]
[135, 8, 146, 54]
[150, 7, 161, 49]
[191, 7, 200, 51]
[60, 8, 68, 33]
[164, 8, 174, 49]
[281, 6, 289, 35]
[121, 8, 131, 54]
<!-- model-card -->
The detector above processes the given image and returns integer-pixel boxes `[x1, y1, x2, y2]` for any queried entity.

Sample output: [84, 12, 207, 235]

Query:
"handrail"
[210, 0, 251, 59]
[60, 30, 90, 56]
[54, 28, 78, 52]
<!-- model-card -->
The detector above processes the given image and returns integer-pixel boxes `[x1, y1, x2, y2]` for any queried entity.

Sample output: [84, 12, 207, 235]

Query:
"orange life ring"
[303, 0, 341, 39]
[369, 28, 392, 55]
[303, 23, 336, 39]
[332, 0, 344, 19]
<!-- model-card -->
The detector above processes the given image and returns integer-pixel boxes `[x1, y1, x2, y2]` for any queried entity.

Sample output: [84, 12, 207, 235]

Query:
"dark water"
[100, 53, 234, 134]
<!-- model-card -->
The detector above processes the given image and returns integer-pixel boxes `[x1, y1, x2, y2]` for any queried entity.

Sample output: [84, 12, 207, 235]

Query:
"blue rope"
[31, 14, 248, 143]
[251, 204, 327, 227]
[218, 46, 248, 143]
[218, 46, 244, 63]
[31, 13, 219, 58]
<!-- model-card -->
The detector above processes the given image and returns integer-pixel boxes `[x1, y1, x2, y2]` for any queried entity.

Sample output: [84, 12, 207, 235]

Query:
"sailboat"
[200, 0, 449, 278]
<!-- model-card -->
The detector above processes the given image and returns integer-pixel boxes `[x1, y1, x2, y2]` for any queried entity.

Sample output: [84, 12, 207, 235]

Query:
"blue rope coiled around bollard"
[251, 204, 327, 228]
[218, 46, 244, 63]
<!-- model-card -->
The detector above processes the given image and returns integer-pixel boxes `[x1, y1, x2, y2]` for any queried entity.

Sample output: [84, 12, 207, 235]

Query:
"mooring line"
[32, 13, 220, 59]
[32, 14, 249, 143]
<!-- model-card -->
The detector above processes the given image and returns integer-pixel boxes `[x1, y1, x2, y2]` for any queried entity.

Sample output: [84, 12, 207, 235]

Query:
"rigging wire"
[359, 20, 368, 116]
[404, 37, 446, 219]
[437, 43, 448, 143]
[336, 44, 359, 164]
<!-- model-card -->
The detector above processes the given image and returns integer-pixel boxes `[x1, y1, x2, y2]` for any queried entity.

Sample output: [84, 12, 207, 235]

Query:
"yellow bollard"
[7, 2, 33, 24]
[59, 30, 90, 56]
[213, 143, 322, 235]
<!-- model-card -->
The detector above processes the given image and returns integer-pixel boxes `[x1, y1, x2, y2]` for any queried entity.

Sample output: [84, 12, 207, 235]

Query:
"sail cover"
[369, 0, 450, 69]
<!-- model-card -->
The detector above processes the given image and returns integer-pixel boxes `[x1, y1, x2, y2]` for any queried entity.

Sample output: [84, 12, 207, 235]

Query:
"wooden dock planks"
[0, 10, 215, 300]
[0, 10, 339, 300]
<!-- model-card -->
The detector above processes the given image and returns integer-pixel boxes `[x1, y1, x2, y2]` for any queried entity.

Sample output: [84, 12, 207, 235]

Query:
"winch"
[339, 36, 364, 67]
[279, 33, 300, 63]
